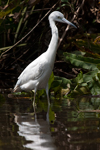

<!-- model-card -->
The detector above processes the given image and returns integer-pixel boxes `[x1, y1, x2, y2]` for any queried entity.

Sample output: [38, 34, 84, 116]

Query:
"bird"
[13, 11, 77, 108]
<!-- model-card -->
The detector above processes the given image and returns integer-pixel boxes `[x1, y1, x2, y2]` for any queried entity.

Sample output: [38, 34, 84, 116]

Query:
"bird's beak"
[62, 18, 77, 28]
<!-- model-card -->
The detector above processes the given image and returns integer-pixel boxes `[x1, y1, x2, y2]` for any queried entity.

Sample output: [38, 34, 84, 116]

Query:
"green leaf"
[61, 0, 68, 2]
[83, 69, 98, 83]
[67, 86, 90, 99]
[37, 99, 47, 111]
[49, 72, 54, 89]
[76, 40, 100, 54]
[68, 69, 100, 97]
[49, 107, 55, 123]
[50, 76, 71, 97]
[37, 89, 45, 99]
[53, 76, 71, 88]
[63, 52, 100, 70]
[89, 81, 100, 95]
[73, 71, 83, 84]
[0, 0, 22, 19]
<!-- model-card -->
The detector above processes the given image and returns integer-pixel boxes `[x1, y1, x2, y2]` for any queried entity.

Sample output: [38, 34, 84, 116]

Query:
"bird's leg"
[31, 91, 34, 101]
[31, 90, 37, 121]
[32, 91, 35, 106]
[46, 84, 50, 106]
[31, 91, 36, 112]
[33, 91, 36, 112]
[32, 82, 39, 112]
[46, 84, 50, 123]
[46, 101, 50, 123]
[31, 90, 36, 112]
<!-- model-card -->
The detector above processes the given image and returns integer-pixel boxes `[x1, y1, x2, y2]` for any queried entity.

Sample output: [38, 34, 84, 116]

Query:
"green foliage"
[36, 73, 71, 100]
[0, 0, 100, 99]
[61, 0, 68, 2]
[61, 33, 100, 98]
[66, 69, 100, 98]
[49, 107, 55, 123]
[0, 0, 38, 49]
[0, 0, 21, 19]
[37, 99, 47, 111]
[51, 75, 71, 98]
[49, 72, 54, 89]
[76, 38, 100, 54]
[36, 72, 54, 99]
[63, 52, 100, 71]
[51, 76, 71, 89]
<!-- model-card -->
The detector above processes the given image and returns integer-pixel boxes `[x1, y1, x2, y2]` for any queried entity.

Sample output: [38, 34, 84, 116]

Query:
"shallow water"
[0, 90, 100, 150]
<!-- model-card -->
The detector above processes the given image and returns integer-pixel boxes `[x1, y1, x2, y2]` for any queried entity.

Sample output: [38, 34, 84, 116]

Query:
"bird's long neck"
[46, 19, 59, 69]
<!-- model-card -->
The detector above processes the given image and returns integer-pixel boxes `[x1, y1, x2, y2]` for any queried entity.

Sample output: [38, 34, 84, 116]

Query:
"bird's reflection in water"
[14, 105, 56, 150]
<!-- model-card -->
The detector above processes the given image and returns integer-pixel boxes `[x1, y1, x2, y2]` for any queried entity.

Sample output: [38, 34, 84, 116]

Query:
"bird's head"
[49, 11, 77, 28]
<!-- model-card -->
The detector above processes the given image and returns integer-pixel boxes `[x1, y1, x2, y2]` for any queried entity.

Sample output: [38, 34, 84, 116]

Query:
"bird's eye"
[57, 16, 61, 19]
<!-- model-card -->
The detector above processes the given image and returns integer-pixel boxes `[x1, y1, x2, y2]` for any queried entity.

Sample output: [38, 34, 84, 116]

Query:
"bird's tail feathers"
[13, 85, 20, 92]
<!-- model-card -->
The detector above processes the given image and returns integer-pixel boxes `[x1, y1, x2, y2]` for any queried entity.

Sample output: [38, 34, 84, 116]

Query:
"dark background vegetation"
[0, 0, 100, 97]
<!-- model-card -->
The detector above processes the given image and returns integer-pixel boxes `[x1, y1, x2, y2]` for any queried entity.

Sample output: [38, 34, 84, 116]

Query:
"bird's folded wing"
[17, 62, 44, 86]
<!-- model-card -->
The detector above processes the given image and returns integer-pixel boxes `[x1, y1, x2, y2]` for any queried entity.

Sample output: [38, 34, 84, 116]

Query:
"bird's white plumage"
[14, 52, 52, 91]
[14, 11, 76, 107]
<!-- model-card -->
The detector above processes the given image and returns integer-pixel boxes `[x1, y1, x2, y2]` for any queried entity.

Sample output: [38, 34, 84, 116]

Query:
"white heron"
[13, 11, 77, 108]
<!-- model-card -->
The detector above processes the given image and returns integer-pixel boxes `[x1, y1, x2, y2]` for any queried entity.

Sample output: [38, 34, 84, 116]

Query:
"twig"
[80, 94, 100, 98]
[14, 6, 27, 43]
[1, 2, 58, 58]
[11, 49, 29, 65]
[57, 0, 85, 48]
[78, 110, 100, 113]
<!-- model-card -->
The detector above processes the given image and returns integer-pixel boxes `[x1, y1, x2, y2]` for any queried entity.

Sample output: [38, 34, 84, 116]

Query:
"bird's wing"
[18, 53, 45, 79]
[16, 55, 46, 86]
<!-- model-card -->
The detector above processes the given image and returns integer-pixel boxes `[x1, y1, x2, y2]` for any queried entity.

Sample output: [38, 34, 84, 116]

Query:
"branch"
[57, 0, 85, 48]
[1, 2, 58, 58]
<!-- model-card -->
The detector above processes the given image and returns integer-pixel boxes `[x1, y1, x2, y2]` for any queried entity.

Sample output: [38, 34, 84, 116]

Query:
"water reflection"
[14, 111, 56, 150]
[0, 92, 100, 150]
[52, 98, 100, 150]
